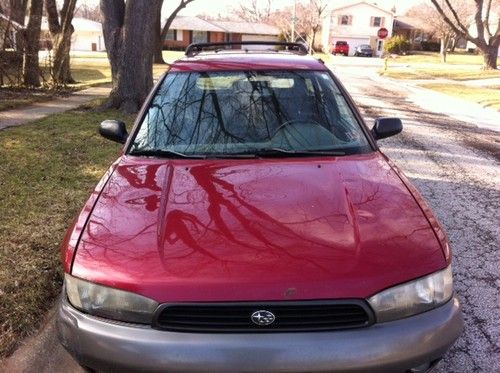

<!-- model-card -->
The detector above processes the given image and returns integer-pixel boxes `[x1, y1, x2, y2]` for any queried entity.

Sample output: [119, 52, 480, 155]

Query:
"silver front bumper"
[57, 296, 463, 373]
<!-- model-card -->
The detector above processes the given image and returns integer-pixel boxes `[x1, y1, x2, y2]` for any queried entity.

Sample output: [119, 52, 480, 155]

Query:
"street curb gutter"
[0, 295, 83, 373]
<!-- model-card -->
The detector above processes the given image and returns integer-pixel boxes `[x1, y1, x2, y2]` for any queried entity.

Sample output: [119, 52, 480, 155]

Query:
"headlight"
[65, 274, 159, 324]
[368, 265, 453, 323]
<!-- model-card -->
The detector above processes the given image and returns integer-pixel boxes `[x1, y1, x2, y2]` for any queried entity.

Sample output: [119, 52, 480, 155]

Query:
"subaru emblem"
[251, 310, 275, 326]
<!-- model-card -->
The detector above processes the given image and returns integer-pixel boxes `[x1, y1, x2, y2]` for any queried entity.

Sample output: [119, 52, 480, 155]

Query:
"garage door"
[331, 37, 370, 56]
[241, 34, 279, 50]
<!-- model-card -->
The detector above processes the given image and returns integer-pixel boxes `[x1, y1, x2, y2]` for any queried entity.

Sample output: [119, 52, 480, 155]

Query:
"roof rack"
[185, 41, 309, 57]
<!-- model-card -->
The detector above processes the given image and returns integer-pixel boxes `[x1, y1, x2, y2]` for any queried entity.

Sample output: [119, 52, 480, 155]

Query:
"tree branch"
[59, 0, 77, 35]
[430, 0, 480, 45]
[44, 0, 61, 34]
[160, 0, 196, 41]
[484, 0, 492, 37]
[443, 0, 472, 34]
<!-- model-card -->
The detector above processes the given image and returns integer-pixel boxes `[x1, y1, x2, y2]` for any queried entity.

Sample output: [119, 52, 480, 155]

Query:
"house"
[393, 16, 433, 49]
[163, 16, 280, 50]
[40, 17, 104, 51]
[321, 1, 394, 56]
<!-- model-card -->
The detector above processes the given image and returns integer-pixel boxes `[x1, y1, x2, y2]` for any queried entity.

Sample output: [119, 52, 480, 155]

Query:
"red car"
[57, 42, 463, 372]
[333, 40, 349, 56]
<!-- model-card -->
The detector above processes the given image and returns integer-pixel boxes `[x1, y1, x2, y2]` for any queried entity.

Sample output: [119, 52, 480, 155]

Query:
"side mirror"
[371, 118, 402, 140]
[99, 120, 128, 144]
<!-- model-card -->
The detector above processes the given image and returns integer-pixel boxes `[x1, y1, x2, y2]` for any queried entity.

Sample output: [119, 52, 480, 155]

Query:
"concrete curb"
[0, 297, 83, 373]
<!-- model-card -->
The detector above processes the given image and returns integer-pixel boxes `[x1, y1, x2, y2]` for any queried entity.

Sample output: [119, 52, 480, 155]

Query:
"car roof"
[169, 53, 329, 72]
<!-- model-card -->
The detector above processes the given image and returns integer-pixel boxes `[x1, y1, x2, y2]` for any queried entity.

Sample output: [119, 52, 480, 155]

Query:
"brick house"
[164, 16, 280, 50]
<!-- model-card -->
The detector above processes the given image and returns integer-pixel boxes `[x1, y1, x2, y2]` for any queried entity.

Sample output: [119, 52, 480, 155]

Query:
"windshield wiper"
[252, 148, 346, 157]
[129, 149, 206, 159]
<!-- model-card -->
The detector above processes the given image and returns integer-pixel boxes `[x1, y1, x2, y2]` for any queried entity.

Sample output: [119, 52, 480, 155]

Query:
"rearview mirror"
[99, 120, 128, 144]
[371, 118, 402, 140]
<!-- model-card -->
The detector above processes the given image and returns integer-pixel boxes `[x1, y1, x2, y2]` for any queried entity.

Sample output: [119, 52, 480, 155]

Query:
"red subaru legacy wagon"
[57, 42, 463, 372]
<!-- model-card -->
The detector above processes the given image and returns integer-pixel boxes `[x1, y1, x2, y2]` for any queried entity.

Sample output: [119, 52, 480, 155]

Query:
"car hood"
[72, 153, 446, 303]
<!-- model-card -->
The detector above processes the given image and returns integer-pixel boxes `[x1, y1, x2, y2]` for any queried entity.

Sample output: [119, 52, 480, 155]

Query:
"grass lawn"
[381, 51, 500, 81]
[420, 83, 500, 110]
[388, 51, 499, 66]
[0, 102, 134, 357]
[380, 67, 500, 81]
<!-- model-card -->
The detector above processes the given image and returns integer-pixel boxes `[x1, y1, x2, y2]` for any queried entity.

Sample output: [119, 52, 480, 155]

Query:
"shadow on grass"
[0, 106, 134, 357]
[71, 68, 109, 81]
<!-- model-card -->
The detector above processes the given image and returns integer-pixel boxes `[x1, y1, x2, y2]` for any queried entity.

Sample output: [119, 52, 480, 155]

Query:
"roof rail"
[185, 41, 309, 57]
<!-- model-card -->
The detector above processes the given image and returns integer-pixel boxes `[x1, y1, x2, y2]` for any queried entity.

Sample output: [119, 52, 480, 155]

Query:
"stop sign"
[377, 28, 389, 39]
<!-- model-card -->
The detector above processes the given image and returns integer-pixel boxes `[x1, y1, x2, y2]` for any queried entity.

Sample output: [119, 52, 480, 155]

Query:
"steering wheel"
[271, 119, 336, 149]
[272, 119, 324, 137]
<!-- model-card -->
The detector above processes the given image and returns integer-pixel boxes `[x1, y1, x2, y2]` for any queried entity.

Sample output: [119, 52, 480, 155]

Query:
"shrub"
[421, 41, 441, 52]
[384, 36, 411, 55]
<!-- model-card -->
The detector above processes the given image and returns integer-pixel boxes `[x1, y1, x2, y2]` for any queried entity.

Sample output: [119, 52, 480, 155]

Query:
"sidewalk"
[369, 72, 500, 133]
[0, 85, 111, 131]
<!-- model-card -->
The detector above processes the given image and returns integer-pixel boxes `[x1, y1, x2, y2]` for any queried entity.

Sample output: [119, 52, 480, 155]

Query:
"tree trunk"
[153, 9, 165, 64]
[310, 29, 317, 53]
[45, 0, 77, 85]
[101, 0, 163, 113]
[480, 44, 499, 70]
[449, 37, 457, 53]
[440, 35, 449, 63]
[10, 0, 28, 24]
[23, 0, 43, 87]
[51, 29, 75, 84]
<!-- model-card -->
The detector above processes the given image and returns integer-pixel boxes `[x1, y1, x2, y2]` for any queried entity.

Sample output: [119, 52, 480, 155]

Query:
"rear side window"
[131, 70, 371, 156]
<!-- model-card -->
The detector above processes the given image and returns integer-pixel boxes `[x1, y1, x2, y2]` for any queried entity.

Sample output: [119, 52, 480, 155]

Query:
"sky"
[81, 0, 426, 17]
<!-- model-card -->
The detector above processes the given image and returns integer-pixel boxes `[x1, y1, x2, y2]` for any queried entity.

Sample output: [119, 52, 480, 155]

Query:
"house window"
[371, 17, 384, 27]
[177, 30, 183, 41]
[339, 15, 352, 25]
[165, 29, 176, 40]
[192, 31, 208, 43]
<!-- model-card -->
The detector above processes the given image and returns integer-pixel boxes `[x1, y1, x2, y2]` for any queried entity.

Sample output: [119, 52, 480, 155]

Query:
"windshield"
[130, 70, 371, 157]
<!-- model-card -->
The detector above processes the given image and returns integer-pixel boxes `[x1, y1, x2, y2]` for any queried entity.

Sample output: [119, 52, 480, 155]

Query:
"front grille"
[153, 300, 374, 332]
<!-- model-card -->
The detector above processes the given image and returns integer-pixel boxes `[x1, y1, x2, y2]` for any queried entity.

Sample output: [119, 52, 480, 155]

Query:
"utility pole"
[291, 0, 296, 42]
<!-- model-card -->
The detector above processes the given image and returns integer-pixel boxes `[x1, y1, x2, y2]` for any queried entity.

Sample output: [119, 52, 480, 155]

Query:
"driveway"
[2, 61, 499, 373]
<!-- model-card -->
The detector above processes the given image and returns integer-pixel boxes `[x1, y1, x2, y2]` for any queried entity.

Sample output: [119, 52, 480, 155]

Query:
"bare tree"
[75, 3, 101, 22]
[407, 1, 472, 63]
[101, 0, 163, 113]
[154, 0, 196, 64]
[305, 0, 328, 51]
[430, 0, 500, 69]
[232, 0, 272, 23]
[22, 0, 43, 87]
[268, 1, 325, 47]
[44, 0, 78, 85]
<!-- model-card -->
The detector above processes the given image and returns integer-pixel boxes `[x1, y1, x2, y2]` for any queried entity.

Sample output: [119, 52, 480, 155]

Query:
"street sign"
[377, 28, 389, 39]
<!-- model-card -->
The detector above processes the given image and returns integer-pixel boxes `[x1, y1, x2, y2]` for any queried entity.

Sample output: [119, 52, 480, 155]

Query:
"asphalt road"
[2, 59, 499, 373]
[334, 64, 500, 372]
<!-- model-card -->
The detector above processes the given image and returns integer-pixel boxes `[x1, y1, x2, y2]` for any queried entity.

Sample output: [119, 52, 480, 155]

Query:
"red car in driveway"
[333, 40, 349, 56]
[57, 42, 463, 373]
